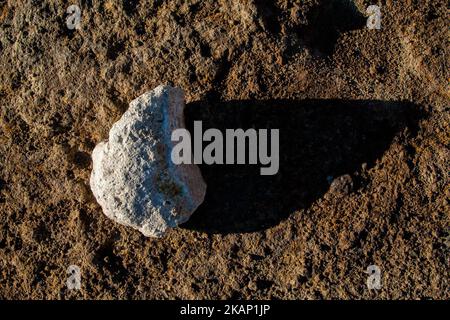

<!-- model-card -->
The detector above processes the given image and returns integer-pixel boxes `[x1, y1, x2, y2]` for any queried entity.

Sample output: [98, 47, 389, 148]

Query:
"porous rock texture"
[0, 0, 448, 300]
[90, 85, 206, 237]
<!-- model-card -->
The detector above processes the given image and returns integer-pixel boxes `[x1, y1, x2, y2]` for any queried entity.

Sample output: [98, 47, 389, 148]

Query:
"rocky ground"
[0, 0, 448, 299]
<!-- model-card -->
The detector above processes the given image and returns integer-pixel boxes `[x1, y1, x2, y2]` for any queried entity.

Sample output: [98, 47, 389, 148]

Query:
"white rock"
[90, 85, 206, 237]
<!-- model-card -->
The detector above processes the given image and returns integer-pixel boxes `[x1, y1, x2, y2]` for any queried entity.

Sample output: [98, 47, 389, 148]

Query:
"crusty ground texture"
[0, 0, 448, 299]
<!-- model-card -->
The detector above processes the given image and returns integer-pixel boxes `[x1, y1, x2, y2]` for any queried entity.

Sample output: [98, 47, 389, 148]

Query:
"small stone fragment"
[90, 85, 207, 237]
[329, 174, 353, 196]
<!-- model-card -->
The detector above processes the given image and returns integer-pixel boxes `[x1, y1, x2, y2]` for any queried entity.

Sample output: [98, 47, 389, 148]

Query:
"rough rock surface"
[0, 0, 448, 299]
[90, 85, 206, 237]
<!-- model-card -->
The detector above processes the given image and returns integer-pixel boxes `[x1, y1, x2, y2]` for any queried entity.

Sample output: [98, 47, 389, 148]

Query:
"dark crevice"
[254, 0, 366, 57]
[123, 0, 140, 17]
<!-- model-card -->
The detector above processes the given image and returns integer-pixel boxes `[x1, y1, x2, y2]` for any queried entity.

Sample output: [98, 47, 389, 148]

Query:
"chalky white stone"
[90, 85, 207, 237]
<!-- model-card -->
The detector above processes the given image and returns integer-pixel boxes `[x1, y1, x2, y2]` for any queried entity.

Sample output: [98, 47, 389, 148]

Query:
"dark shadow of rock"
[180, 99, 423, 234]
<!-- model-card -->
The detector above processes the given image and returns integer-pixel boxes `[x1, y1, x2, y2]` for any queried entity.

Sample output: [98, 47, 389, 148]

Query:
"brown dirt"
[0, 0, 448, 299]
